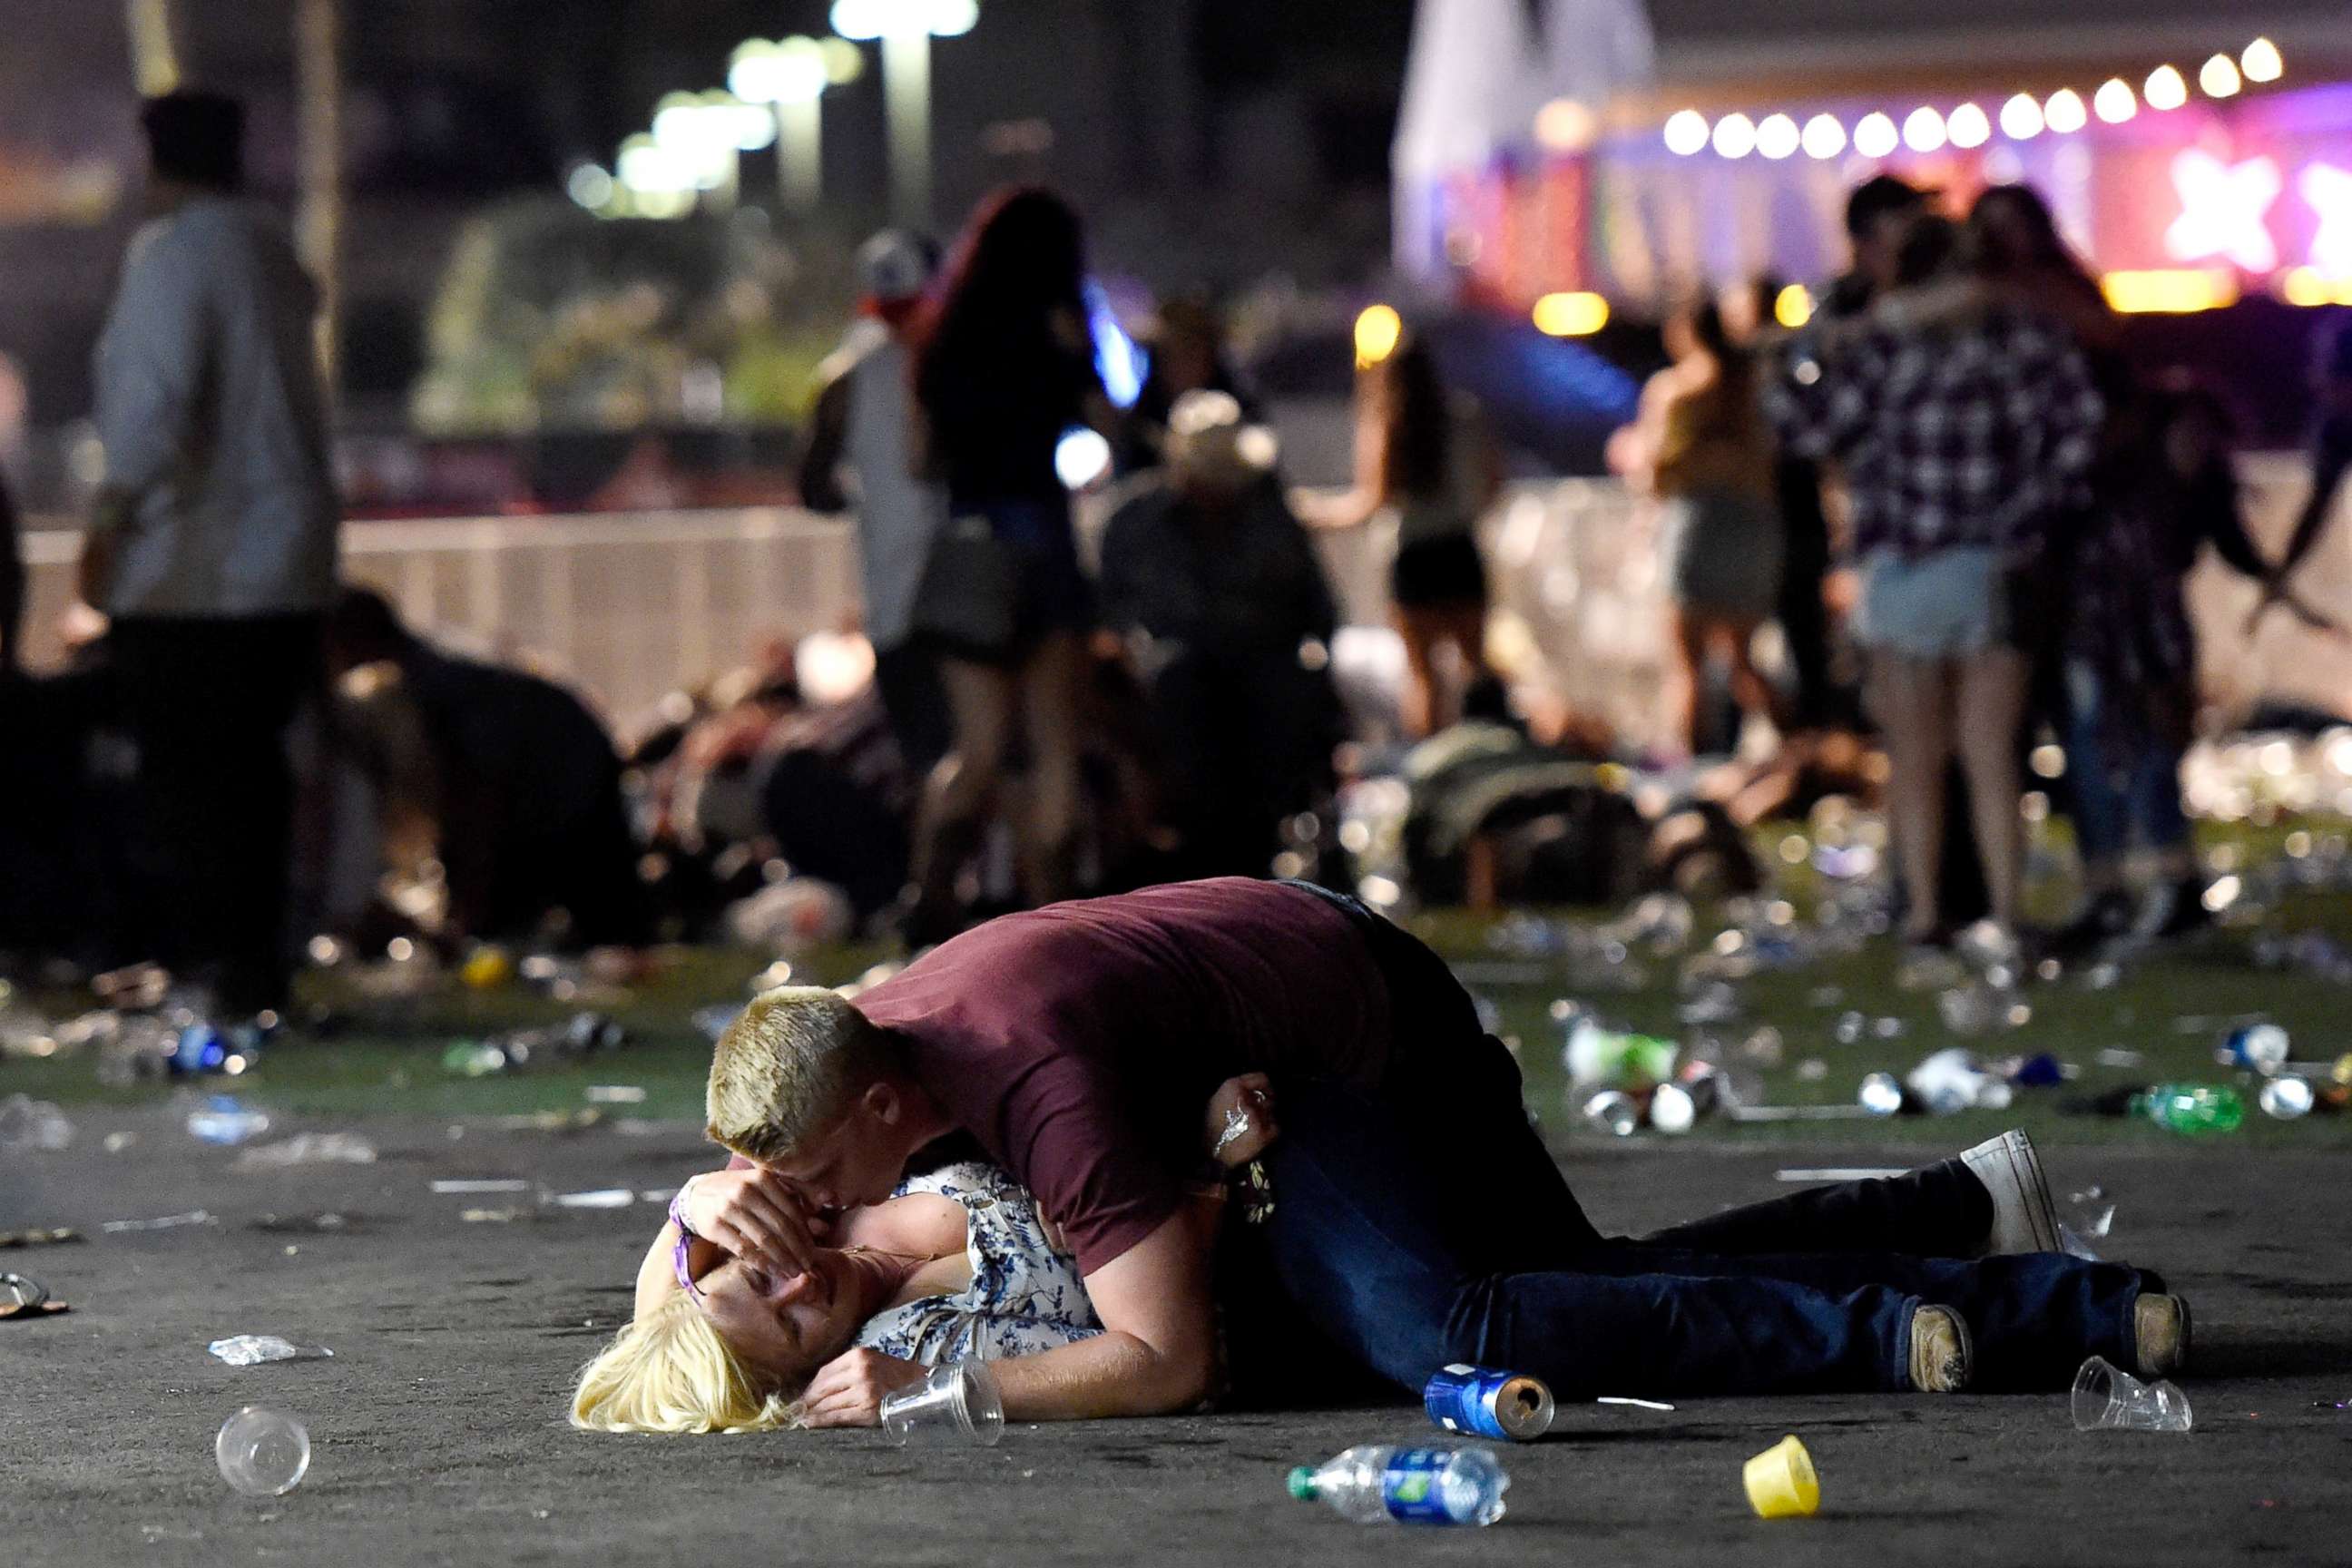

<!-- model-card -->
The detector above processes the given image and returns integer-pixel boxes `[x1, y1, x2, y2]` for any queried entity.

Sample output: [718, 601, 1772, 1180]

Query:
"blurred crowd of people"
[6, 89, 2352, 1025]
[1619, 172, 2352, 962]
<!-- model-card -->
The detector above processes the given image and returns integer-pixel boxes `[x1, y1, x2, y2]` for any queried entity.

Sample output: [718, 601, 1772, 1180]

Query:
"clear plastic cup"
[216, 1406, 311, 1495]
[879, 1363, 1004, 1446]
[1742, 1434, 1820, 1518]
[2071, 1357, 2192, 1433]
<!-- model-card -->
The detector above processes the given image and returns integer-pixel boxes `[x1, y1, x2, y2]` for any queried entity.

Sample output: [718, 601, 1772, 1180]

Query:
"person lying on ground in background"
[573, 1074, 1276, 1431]
[610, 878, 2191, 1431]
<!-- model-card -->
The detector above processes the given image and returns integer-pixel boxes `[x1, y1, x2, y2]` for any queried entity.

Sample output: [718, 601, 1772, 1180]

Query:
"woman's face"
[691, 1246, 868, 1388]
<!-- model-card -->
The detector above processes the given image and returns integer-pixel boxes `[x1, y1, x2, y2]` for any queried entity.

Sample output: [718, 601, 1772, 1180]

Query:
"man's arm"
[85, 226, 209, 605]
[798, 1208, 1218, 1424]
[795, 370, 852, 513]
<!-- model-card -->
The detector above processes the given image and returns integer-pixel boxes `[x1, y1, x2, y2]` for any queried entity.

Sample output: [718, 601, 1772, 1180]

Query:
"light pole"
[730, 35, 863, 213]
[830, 0, 977, 230]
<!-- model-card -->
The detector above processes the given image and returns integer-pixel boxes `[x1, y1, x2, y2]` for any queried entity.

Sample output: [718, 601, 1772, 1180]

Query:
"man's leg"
[1584, 1243, 2153, 1392]
[1252, 1083, 1921, 1398]
[1635, 1158, 1993, 1259]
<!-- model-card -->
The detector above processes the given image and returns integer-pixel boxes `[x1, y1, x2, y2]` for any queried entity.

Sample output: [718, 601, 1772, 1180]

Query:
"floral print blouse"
[853, 1161, 1102, 1365]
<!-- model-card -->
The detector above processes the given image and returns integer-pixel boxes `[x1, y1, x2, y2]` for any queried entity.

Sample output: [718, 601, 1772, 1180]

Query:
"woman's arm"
[799, 1209, 1220, 1425]
[1296, 378, 1392, 530]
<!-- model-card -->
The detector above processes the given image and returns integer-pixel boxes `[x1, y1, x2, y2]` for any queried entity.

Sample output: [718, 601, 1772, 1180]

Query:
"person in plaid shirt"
[1773, 213, 2103, 949]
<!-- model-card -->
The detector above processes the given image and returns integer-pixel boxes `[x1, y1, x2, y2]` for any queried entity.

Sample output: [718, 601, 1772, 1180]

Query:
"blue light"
[1085, 280, 1147, 409]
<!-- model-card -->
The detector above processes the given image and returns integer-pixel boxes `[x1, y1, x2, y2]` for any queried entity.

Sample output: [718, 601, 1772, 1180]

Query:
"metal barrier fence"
[20, 456, 2348, 747]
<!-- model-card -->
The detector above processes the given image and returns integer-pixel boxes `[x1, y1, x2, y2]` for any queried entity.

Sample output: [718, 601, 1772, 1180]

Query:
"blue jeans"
[2063, 658, 2190, 865]
[1228, 889, 2158, 1400]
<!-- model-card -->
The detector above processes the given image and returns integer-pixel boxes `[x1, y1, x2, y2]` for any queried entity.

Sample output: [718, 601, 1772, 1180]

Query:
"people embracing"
[1773, 208, 2103, 958]
[576, 877, 2190, 1432]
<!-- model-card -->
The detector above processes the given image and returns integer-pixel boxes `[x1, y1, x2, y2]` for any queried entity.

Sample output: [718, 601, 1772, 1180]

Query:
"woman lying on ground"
[571, 1075, 1277, 1433]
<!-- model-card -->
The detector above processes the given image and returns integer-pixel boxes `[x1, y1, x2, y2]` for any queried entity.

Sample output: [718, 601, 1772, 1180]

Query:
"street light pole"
[881, 29, 931, 229]
[831, 1, 975, 231]
[294, 0, 343, 389]
[779, 94, 822, 211]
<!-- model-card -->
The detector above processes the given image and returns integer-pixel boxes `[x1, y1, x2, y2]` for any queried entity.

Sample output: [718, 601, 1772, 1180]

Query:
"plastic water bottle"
[1286, 1446, 1509, 1526]
[2131, 1083, 2244, 1135]
[1563, 1017, 1676, 1087]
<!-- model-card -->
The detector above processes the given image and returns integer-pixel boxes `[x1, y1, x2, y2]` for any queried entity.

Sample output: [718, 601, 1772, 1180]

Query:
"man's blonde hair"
[706, 985, 897, 1163]
[569, 1295, 806, 1435]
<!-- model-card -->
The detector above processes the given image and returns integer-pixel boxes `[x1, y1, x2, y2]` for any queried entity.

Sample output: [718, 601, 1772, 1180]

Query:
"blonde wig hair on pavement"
[569, 1295, 804, 1435]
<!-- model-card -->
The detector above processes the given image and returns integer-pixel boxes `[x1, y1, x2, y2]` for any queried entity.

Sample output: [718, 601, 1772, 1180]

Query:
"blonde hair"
[569, 1295, 806, 1435]
[706, 985, 897, 1163]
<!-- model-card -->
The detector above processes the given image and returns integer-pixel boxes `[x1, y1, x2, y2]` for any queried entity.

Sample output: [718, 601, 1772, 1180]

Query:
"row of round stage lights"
[1662, 38, 2284, 160]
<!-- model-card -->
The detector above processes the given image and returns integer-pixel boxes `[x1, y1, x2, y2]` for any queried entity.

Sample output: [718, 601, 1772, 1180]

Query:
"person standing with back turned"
[82, 91, 339, 1018]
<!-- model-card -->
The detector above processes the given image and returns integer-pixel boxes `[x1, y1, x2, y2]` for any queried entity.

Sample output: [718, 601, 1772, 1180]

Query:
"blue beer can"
[1423, 1364, 1554, 1441]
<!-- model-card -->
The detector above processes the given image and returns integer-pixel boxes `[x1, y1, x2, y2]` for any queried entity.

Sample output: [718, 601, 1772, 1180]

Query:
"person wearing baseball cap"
[799, 231, 952, 772]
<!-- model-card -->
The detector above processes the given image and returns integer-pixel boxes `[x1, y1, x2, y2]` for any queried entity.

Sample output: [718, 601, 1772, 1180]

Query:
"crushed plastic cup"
[0, 1094, 74, 1152]
[234, 1132, 377, 1169]
[1581, 1090, 1642, 1138]
[2221, 1024, 2290, 1074]
[2066, 1186, 2115, 1240]
[551, 1189, 635, 1209]
[2072, 1356, 2191, 1433]
[1742, 1435, 1820, 1518]
[216, 1406, 310, 1495]
[186, 1097, 271, 1146]
[209, 1335, 331, 1367]
[879, 1362, 1004, 1446]
[1906, 1048, 2012, 1115]
[2259, 1077, 2316, 1120]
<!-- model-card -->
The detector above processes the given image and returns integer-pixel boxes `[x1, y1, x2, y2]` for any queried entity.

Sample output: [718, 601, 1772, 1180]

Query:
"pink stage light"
[2164, 150, 2282, 272]
[2302, 163, 2352, 279]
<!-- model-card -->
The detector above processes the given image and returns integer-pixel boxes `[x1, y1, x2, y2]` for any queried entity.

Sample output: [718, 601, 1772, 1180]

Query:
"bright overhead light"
[1534, 97, 1598, 152]
[1756, 113, 1800, 160]
[1710, 113, 1757, 159]
[2200, 54, 2242, 99]
[618, 135, 696, 196]
[1663, 109, 1710, 156]
[1532, 291, 1610, 337]
[1946, 103, 1990, 149]
[1902, 106, 1946, 153]
[2093, 79, 2136, 124]
[565, 163, 614, 210]
[731, 37, 828, 104]
[2145, 64, 2189, 111]
[819, 37, 866, 83]
[2241, 37, 2283, 84]
[831, 0, 975, 41]
[1853, 112, 1898, 159]
[2043, 88, 2088, 134]
[1999, 93, 2043, 140]
[1800, 113, 1847, 160]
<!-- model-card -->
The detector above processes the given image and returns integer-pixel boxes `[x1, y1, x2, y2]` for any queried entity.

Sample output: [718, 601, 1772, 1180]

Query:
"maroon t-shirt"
[858, 878, 1390, 1275]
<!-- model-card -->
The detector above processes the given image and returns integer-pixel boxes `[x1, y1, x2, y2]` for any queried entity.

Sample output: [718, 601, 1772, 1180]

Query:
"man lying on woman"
[574, 878, 2189, 1432]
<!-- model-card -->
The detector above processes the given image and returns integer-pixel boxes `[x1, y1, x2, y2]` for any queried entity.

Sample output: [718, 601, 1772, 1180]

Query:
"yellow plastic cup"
[1743, 1434, 1820, 1519]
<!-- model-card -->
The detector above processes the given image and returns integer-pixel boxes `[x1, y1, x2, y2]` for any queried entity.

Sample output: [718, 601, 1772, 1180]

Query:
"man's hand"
[1204, 1073, 1278, 1169]
[78, 487, 136, 609]
[679, 1167, 831, 1279]
[799, 1348, 927, 1427]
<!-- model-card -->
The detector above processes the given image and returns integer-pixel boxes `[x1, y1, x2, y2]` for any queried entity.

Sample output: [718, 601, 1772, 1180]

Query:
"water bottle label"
[1381, 1449, 1454, 1523]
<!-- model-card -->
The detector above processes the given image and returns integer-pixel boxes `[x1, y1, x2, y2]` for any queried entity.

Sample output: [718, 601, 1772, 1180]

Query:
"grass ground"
[10, 822, 2347, 1152]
